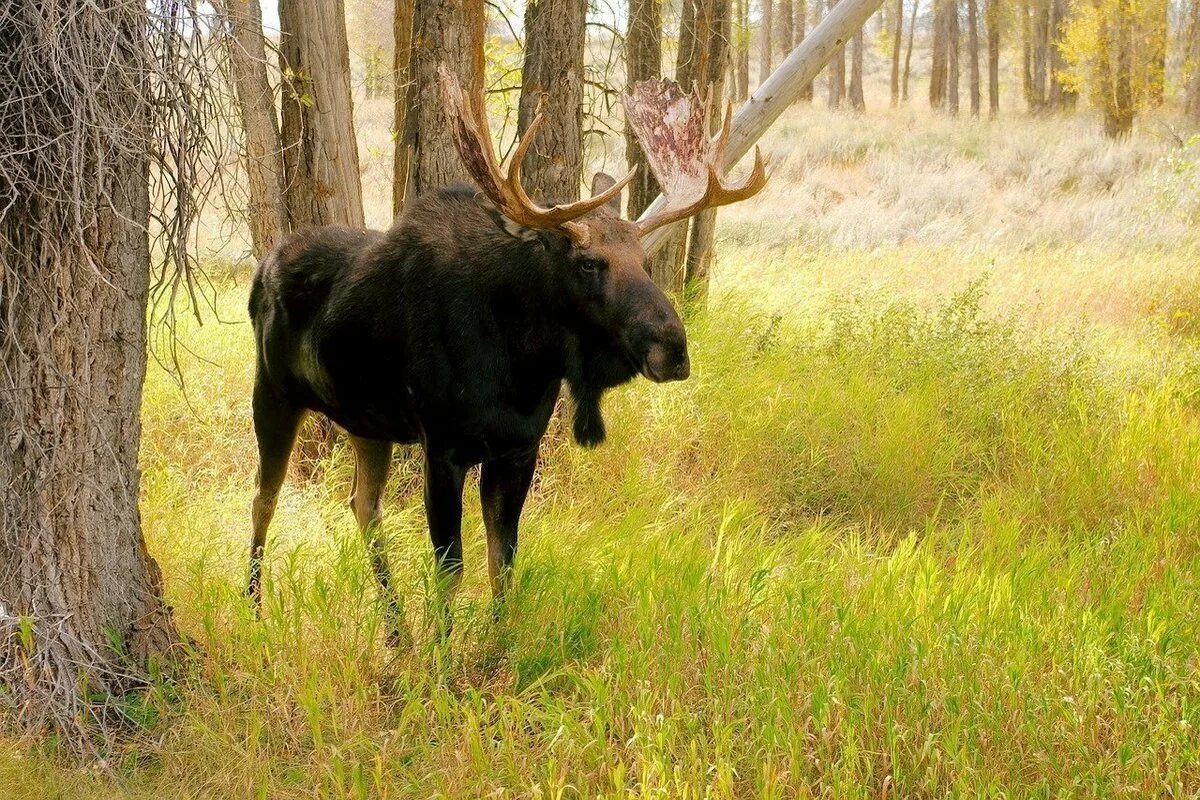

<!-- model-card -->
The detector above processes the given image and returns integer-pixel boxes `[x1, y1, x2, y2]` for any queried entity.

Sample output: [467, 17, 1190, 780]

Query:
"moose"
[246, 72, 766, 639]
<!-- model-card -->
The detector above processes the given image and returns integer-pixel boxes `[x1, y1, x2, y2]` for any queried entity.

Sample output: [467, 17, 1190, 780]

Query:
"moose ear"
[590, 172, 624, 214]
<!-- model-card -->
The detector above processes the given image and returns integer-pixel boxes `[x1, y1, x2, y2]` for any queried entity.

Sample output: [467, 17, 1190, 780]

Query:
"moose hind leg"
[348, 435, 408, 647]
[481, 449, 538, 605]
[249, 380, 303, 609]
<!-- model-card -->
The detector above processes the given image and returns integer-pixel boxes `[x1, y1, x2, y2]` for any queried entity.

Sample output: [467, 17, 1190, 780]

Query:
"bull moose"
[246, 73, 766, 638]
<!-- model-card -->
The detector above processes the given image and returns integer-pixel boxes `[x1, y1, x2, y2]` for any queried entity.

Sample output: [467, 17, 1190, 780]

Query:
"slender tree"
[987, 0, 1001, 115]
[931, 0, 948, 107]
[218, 0, 288, 260]
[779, 0, 795, 57]
[1187, 0, 1200, 119]
[760, 0, 774, 81]
[798, 0, 815, 99]
[627, 0, 664, 218]
[736, 0, 752, 99]
[968, 0, 981, 114]
[850, 27, 866, 109]
[903, 0, 919, 99]
[828, 0, 846, 107]
[393, 0, 415, 215]
[518, 0, 587, 201]
[948, 0, 960, 113]
[891, 0, 904, 104]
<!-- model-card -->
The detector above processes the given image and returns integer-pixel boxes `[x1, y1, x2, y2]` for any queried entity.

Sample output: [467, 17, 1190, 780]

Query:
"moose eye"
[580, 258, 604, 275]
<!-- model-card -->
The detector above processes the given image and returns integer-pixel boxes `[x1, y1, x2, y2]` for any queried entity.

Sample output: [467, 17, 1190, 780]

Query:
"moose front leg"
[480, 448, 538, 605]
[422, 448, 466, 636]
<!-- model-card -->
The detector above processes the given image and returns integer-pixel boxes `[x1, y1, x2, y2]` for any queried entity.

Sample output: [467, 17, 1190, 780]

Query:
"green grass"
[7, 253, 1200, 796]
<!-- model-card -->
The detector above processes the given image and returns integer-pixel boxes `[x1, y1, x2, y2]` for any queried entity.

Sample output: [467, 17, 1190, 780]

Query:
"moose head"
[439, 69, 768, 391]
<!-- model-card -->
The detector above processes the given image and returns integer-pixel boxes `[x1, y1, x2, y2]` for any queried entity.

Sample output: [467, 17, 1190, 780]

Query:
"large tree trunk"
[405, 0, 485, 196]
[393, 0, 415, 215]
[891, 0, 903, 105]
[627, 0, 664, 219]
[0, 1, 176, 739]
[518, 0, 587, 201]
[849, 27, 866, 109]
[684, 0, 733, 300]
[279, 0, 366, 473]
[987, 0, 1000, 115]
[967, 0, 981, 115]
[218, 0, 288, 260]
[760, 0, 774, 82]
[279, 0, 365, 229]
[903, 0, 918, 100]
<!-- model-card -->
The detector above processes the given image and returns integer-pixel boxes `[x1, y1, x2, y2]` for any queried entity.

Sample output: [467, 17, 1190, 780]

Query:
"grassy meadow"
[8, 93, 1200, 796]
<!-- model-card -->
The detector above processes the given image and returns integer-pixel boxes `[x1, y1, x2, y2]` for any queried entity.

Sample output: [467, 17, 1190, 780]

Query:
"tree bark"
[736, 0, 751, 99]
[891, 0, 903, 105]
[279, 0, 365, 229]
[760, 0, 774, 82]
[218, 0, 288, 260]
[903, 0, 918, 99]
[518, 0, 587, 202]
[1187, 0, 1200, 120]
[405, 0, 486, 196]
[684, 0, 733, 300]
[393, 0, 415, 216]
[828, 0, 846, 107]
[967, 0, 980, 115]
[627, 0, 664, 218]
[798, 0, 814, 99]
[849, 26, 866, 109]
[0, 0, 176, 738]
[986, 0, 1000, 115]
[948, 0, 960, 114]
[930, 0, 947, 107]
[779, 0, 795, 56]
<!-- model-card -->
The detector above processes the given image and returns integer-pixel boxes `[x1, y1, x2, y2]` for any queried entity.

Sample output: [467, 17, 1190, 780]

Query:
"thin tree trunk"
[627, 0, 664, 219]
[1147, 0, 1167, 106]
[967, 0, 980, 115]
[1187, 0, 1200, 119]
[850, 27, 866, 109]
[930, 0, 947, 107]
[405, 0, 486, 196]
[1051, 0, 1076, 109]
[393, 0, 415, 216]
[828, 0, 846, 107]
[1108, 0, 1134, 137]
[0, 0, 177, 738]
[760, 0, 773, 82]
[798, 0, 814, 99]
[903, 0, 918, 99]
[779, 0, 795, 56]
[891, 0, 903, 105]
[948, 0, 960, 114]
[518, 0, 587, 201]
[218, 0, 288, 260]
[987, 0, 1000, 115]
[736, 0, 751, 99]
[684, 0, 733, 300]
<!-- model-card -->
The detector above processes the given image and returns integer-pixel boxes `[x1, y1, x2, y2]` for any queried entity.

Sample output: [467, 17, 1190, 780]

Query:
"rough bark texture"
[891, 0, 903, 104]
[220, 0, 288, 260]
[736, 0, 751, 99]
[930, 0, 959, 112]
[393, 0, 415, 216]
[948, 0, 960, 114]
[967, 0, 980, 115]
[987, 0, 1000, 115]
[405, 0, 485, 196]
[518, 0, 587, 203]
[0, 0, 177, 737]
[849, 27, 865, 109]
[684, 0, 733, 299]
[627, 0, 664, 219]
[279, 0, 365, 228]
[903, 0, 918, 99]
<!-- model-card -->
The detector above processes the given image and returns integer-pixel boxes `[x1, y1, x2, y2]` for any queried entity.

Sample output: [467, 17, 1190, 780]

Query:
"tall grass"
[8, 267, 1200, 796]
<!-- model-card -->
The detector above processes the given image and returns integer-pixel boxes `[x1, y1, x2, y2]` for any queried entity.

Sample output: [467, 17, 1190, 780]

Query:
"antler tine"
[440, 66, 636, 247]
[637, 146, 768, 236]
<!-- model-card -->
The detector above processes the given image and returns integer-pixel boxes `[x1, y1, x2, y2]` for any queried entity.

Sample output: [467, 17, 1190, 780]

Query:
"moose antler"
[439, 66, 635, 248]
[623, 79, 767, 236]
